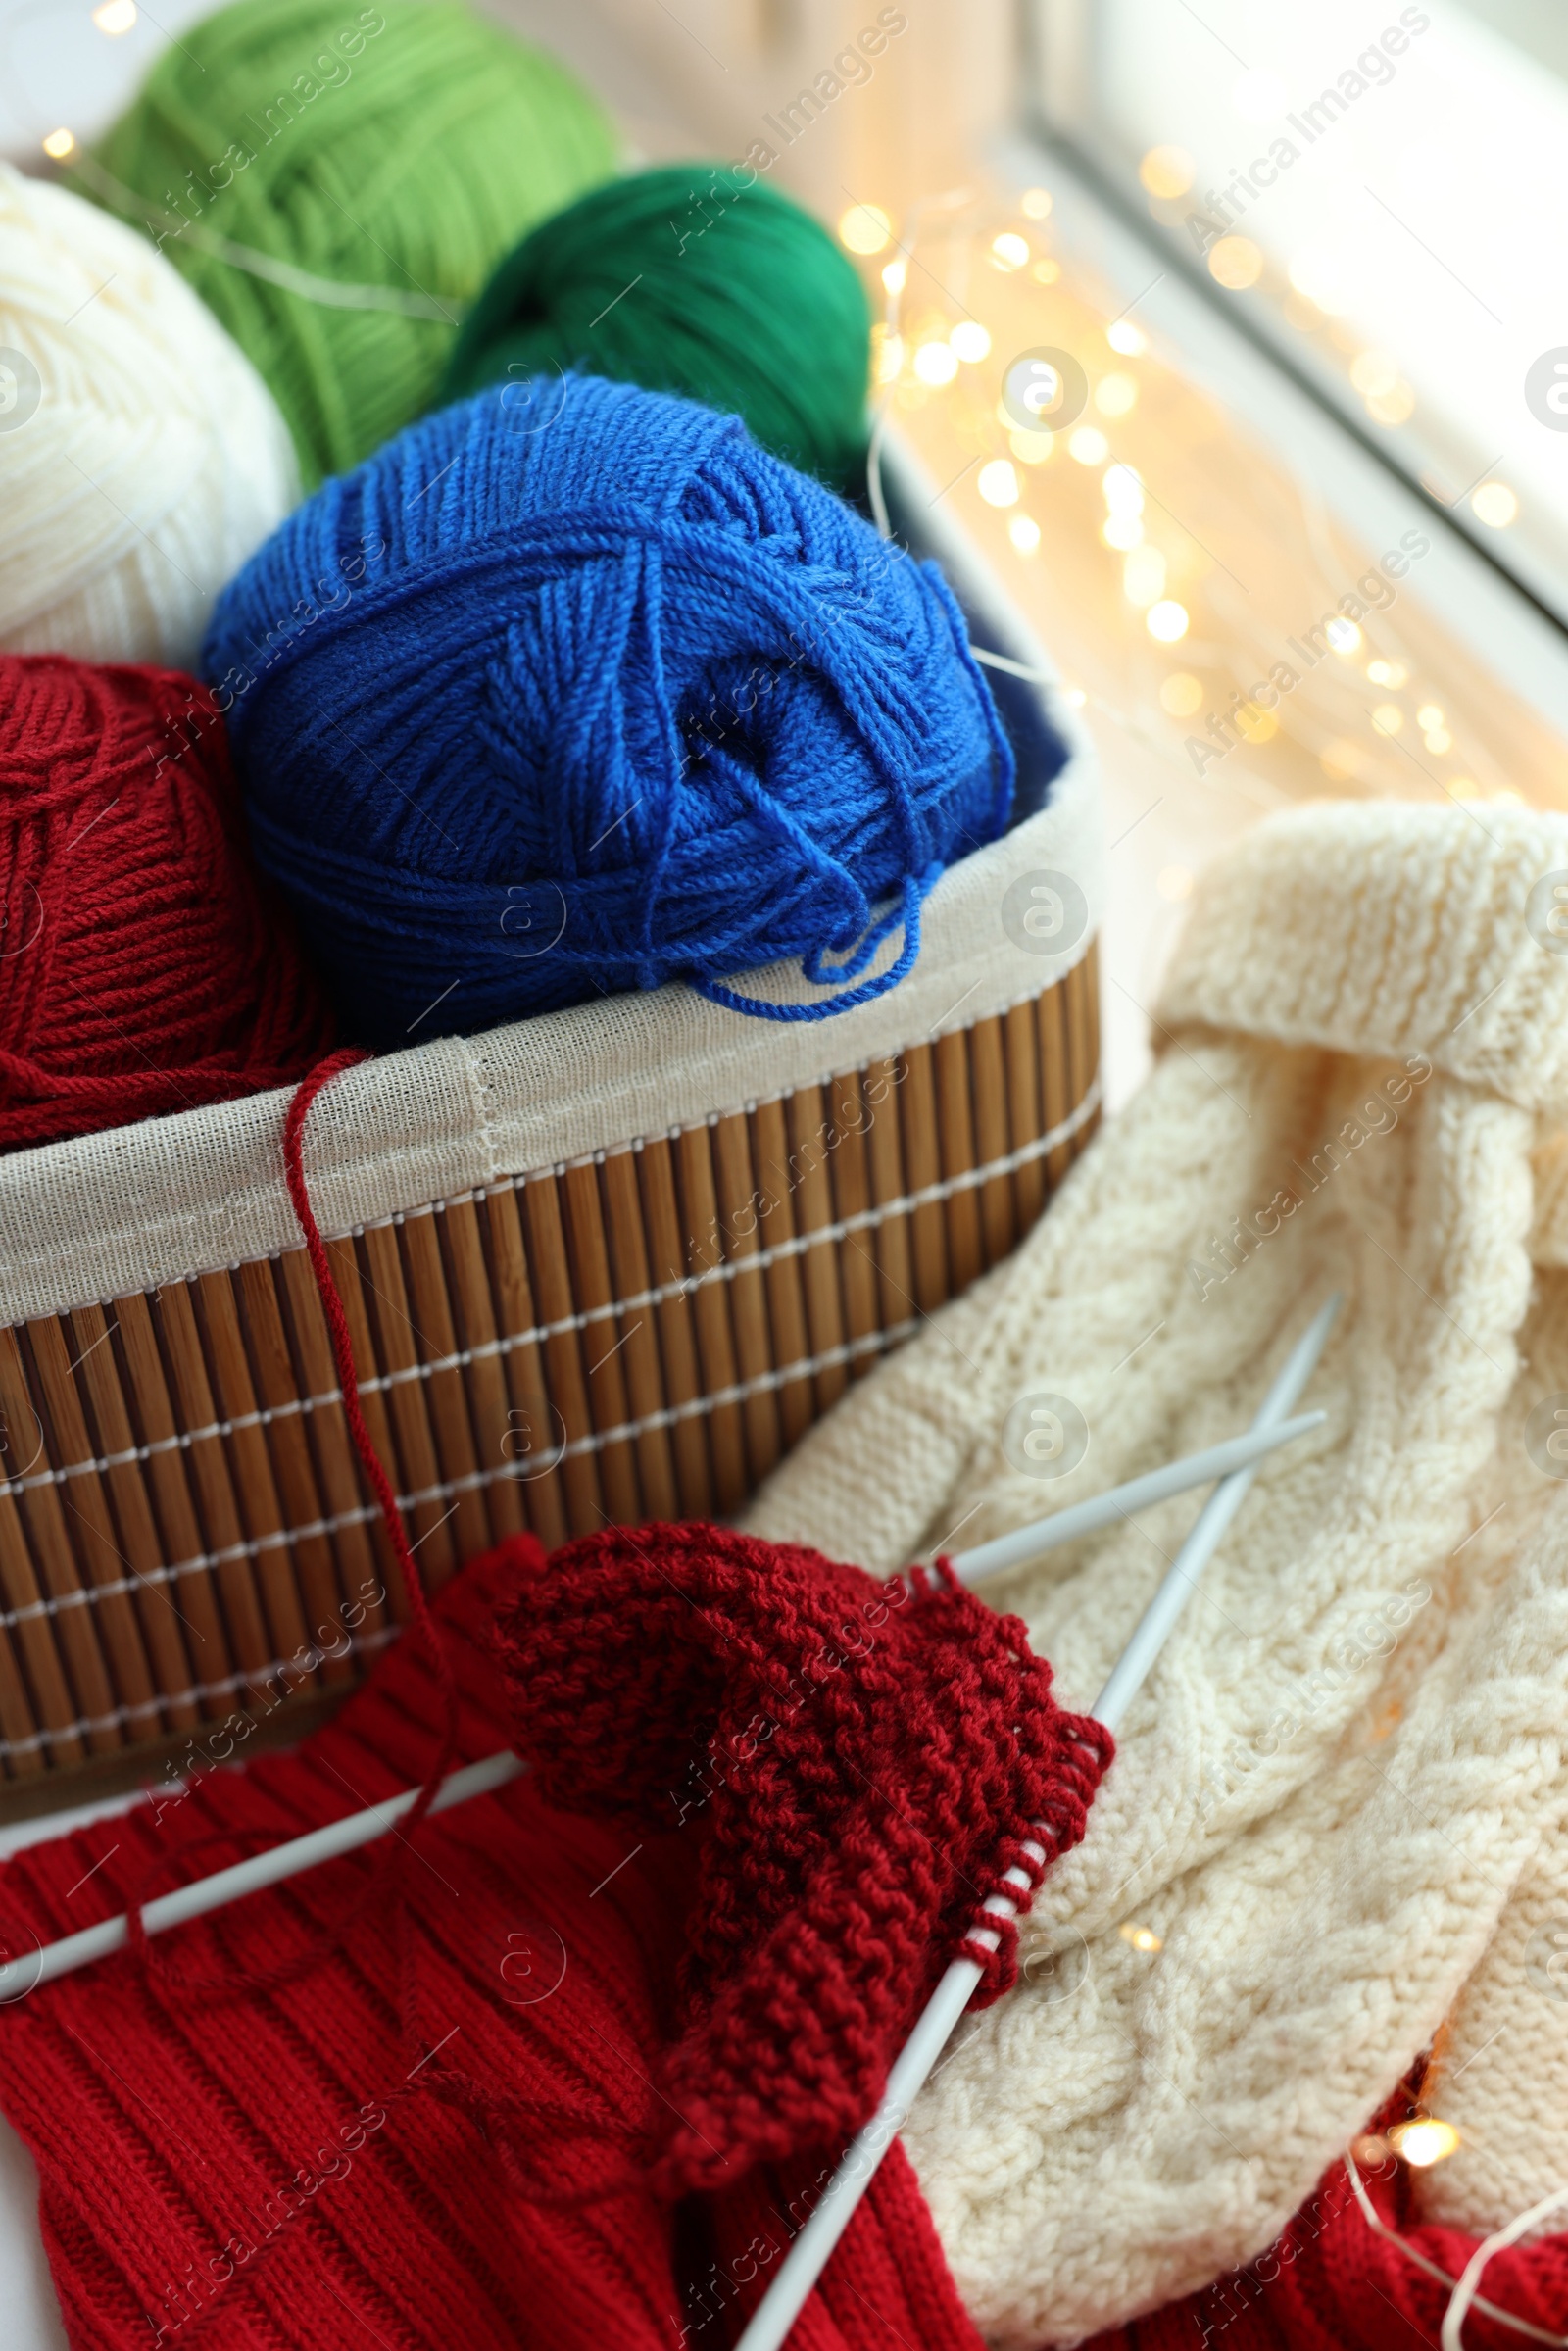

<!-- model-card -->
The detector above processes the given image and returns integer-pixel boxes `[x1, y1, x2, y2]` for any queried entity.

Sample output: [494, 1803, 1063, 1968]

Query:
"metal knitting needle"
[0, 1406, 1326, 1995]
[0, 1749, 525, 1998]
[949, 1410, 1325, 1587]
[733, 1292, 1342, 2351]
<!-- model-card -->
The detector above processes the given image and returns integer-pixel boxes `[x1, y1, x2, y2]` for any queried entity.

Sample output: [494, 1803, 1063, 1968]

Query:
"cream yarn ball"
[0, 165, 298, 668]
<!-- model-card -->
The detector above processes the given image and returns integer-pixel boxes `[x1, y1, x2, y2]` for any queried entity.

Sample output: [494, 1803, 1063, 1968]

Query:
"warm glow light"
[1119, 1922, 1164, 1951]
[1473, 481, 1518, 528]
[1139, 144, 1195, 199]
[839, 203, 892, 255]
[1349, 350, 1399, 398]
[881, 258, 906, 295]
[1009, 428, 1054, 465]
[1372, 704, 1403, 735]
[1390, 2119, 1460, 2169]
[874, 331, 903, 384]
[1008, 514, 1042, 555]
[1425, 727, 1453, 754]
[1288, 252, 1345, 314]
[1062, 685, 1087, 707]
[1095, 371, 1138, 416]
[991, 232, 1030, 271]
[1367, 382, 1415, 426]
[1367, 660, 1407, 688]
[1123, 547, 1167, 607]
[1147, 599, 1189, 643]
[1105, 320, 1147, 356]
[1157, 864, 1195, 901]
[1237, 705, 1278, 744]
[1159, 671, 1203, 716]
[1068, 426, 1108, 465]
[1102, 463, 1144, 515]
[1020, 186, 1053, 220]
[92, 0, 138, 27]
[913, 339, 958, 386]
[1102, 514, 1144, 551]
[1032, 258, 1061, 285]
[1322, 738, 1364, 781]
[41, 126, 75, 159]
[1325, 616, 1361, 656]
[950, 319, 992, 364]
[1417, 704, 1445, 730]
[1209, 235, 1264, 291]
[978, 459, 1020, 508]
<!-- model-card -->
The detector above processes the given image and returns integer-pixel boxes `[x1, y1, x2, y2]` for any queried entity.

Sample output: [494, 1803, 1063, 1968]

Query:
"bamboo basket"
[0, 437, 1104, 1813]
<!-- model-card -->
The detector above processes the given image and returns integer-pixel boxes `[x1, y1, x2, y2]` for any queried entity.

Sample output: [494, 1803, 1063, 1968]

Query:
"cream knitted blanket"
[743, 798, 1568, 2347]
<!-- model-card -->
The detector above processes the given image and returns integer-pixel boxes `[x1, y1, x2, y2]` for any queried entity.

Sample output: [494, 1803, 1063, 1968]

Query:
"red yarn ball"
[0, 656, 336, 1152]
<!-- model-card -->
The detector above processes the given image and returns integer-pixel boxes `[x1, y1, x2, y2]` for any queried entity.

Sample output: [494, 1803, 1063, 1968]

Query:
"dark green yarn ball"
[442, 164, 872, 497]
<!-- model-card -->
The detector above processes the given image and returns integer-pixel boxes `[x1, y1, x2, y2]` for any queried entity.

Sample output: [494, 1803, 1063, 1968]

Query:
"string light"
[991, 232, 1029, 271]
[978, 459, 1020, 508]
[1068, 426, 1109, 465]
[1325, 617, 1361, 656]
[1209, 236, 1264, 290]
[1389, 2118, 1460, 2168]
[1473, 481, 1518, 528]
[1139, 145, 1195, 199]
[41, 127, 75, 159]
[1424, 726, 1453, 754]
[1008, 428, 1054, 465]
[881, 258, 906, 296]
[1147, 600, 1190, 642]
[1349, 351, 1400, 398]
[1102, 514, 1144, 551]
[1372, 704, 1403, 735]
[92, 0, 138, 26]
[1008, 514, 1042, 555]
[1159, 672, 1203, 715]
[1102, 463, 1144, 515]
[1106, 320, 1147, 356]
[1020, 187, 1053, 220]
[1095, 371, 1138, 416]
[1367, 382, 1416, 425]
[838, 203, 892, 255]
[873, 330, 903, 384]
[1367, 660, 1407, 688]
[913, 340, 958, 387]
[950, 320, 991, 363]
[1031, 258, 1061, 285]
[1119, 1922, 1164, 1951]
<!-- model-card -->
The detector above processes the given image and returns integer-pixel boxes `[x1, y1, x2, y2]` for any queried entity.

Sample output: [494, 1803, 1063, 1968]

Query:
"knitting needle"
[949, 1409, 1325, 1586]
[0, 1334, 1329, 1999]
[733, 1292, 1342, 2351]
[0, 1407, 1326, 1996]
[0, 1749, 525, 1999]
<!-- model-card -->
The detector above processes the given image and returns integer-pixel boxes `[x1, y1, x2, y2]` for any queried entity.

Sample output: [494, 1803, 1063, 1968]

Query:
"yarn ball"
[202, 376, 1016, 1051]
[443, 164, 872, 497]
[0, 165, 298, 671]
[0, 657, 337, 1154]
[82, 0, 617, 488]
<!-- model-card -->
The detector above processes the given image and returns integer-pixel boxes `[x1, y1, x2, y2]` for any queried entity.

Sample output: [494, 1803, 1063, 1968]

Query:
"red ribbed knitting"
[1084, 2139, 1568, 2351]
[0, 656, 336, 1153]
[0, 1529, 1102, 2349]
[493, 1520, 1112, 2195]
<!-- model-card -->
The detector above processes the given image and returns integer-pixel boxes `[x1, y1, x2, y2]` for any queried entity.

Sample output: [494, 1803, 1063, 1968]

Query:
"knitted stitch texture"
[745, 799, 1568, 2345]
[492, 1521, 1111, 2193]
[0, 1531, 1098, 2348]
[0, 657, 336, 1151]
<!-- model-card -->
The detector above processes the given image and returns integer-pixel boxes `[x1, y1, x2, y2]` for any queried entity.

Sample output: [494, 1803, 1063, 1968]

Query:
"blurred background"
[8, 0, 1568, 1104]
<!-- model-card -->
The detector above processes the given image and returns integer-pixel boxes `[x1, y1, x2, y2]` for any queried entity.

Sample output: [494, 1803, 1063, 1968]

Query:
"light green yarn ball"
[84, 0, 616, 485]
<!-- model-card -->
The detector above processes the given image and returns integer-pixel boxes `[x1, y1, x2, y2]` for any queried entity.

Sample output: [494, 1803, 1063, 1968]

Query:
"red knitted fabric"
[0, 1542, 1065, 2350]
[492, 1520, 1113, 2196]
[0, 656, 335, 1152]
[1085, 2143, 1568, 2351]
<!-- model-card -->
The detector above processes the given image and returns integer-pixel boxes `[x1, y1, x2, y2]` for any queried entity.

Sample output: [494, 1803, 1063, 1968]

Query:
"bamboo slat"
[0, 977, 1098, 1790]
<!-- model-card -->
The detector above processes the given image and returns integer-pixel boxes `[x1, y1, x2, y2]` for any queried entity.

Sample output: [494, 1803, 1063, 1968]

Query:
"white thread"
[1342, 2155, 1567, 2348]
[1442, 2180, 1568, 2350]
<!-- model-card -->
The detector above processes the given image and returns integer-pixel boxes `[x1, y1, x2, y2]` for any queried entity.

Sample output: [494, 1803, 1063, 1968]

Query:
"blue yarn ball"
[203, 375, 1015, 1050]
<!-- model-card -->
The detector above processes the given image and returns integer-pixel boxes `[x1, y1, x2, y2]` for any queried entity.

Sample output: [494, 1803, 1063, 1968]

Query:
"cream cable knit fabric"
[744, 798, 1568, 2346]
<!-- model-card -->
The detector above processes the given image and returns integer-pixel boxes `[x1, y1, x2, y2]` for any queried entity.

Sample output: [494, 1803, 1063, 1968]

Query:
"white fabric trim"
[0, 432, 1102, 1328]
